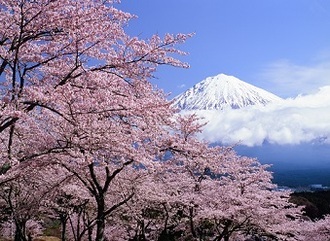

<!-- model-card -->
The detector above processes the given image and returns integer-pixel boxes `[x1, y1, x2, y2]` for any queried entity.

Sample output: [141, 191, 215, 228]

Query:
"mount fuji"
[173, 74, 283, 110]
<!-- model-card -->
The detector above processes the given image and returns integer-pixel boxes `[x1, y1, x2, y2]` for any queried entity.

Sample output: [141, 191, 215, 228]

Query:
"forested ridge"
[291, 190, 330, 220]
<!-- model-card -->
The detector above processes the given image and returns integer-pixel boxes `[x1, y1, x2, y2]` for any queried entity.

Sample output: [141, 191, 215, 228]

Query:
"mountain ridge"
[172, 74, 283, 110]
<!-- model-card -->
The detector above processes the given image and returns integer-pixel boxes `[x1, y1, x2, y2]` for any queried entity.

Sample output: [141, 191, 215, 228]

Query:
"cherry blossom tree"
[298, 215, 330, 241]
[0, 0, 190, 174]
[0, 162, 67, 241]
[43, 180, 94, 241]
[0, 0, 190, 240]
[135, 114, 306, 241]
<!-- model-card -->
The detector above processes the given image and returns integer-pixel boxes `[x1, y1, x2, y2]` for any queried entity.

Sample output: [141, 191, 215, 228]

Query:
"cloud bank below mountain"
[183, 86, 330, 146]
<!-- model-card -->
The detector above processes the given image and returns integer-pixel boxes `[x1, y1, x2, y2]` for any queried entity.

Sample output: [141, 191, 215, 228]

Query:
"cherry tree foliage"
[1, 0, 188, 239]
[0, 163, 67, 240]
[92, 115, 310, 241]
[0, 0, 189, 170]
[299, 215, 330, 240]
[0, 0, 327, 240]
[126, 115, 304, 241]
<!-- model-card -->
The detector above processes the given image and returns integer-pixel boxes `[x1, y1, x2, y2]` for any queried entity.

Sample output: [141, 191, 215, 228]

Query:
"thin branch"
[103, 159, 134, 193]
[104, 192, 134, 216]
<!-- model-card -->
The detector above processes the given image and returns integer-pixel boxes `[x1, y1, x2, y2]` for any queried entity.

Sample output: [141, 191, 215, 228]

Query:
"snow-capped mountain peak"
[172, 74, 282, 110]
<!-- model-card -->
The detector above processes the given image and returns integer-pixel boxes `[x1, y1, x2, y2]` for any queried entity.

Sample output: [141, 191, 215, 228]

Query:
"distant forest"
[291, 190, 330, 220]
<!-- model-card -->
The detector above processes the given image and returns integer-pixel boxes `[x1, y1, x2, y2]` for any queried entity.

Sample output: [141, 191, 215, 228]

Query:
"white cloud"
[259, 59, 330, 98]
[183, 86, 330, 146]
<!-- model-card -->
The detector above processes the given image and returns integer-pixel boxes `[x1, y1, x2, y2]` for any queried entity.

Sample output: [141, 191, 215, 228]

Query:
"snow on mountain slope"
[173, 74, 283, 110]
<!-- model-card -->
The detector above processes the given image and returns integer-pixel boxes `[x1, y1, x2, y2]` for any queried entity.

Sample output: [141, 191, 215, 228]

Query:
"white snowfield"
[172, 73, 283, 110]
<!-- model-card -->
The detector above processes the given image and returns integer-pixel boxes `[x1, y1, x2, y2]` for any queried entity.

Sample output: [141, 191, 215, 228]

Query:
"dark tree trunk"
[189, 207, 197, 237]
[88, 224, 93, 241]
[14, 221, 27, 241]
[95, 197, 106, 241]
[60, 214, 68, 241]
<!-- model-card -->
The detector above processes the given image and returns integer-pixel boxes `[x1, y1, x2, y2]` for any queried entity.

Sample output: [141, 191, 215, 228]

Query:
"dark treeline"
[290, 190, 330, 220]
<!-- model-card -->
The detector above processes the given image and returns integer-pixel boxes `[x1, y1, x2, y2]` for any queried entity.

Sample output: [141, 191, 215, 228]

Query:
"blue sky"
[118, 0, 330, 98]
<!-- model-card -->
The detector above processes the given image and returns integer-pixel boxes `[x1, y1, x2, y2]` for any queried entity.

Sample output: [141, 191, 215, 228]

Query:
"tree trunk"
[60, 214, 67, 241]
[189, 207, 197, 238]
[14, 221, 27, 241]
[95, 197, 106, 241]
[88, 226, 93, 241]
[95, 218, 105, 241]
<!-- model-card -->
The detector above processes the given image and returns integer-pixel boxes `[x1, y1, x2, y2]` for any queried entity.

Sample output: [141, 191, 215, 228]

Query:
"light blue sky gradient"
[118, 0, 330, 98]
